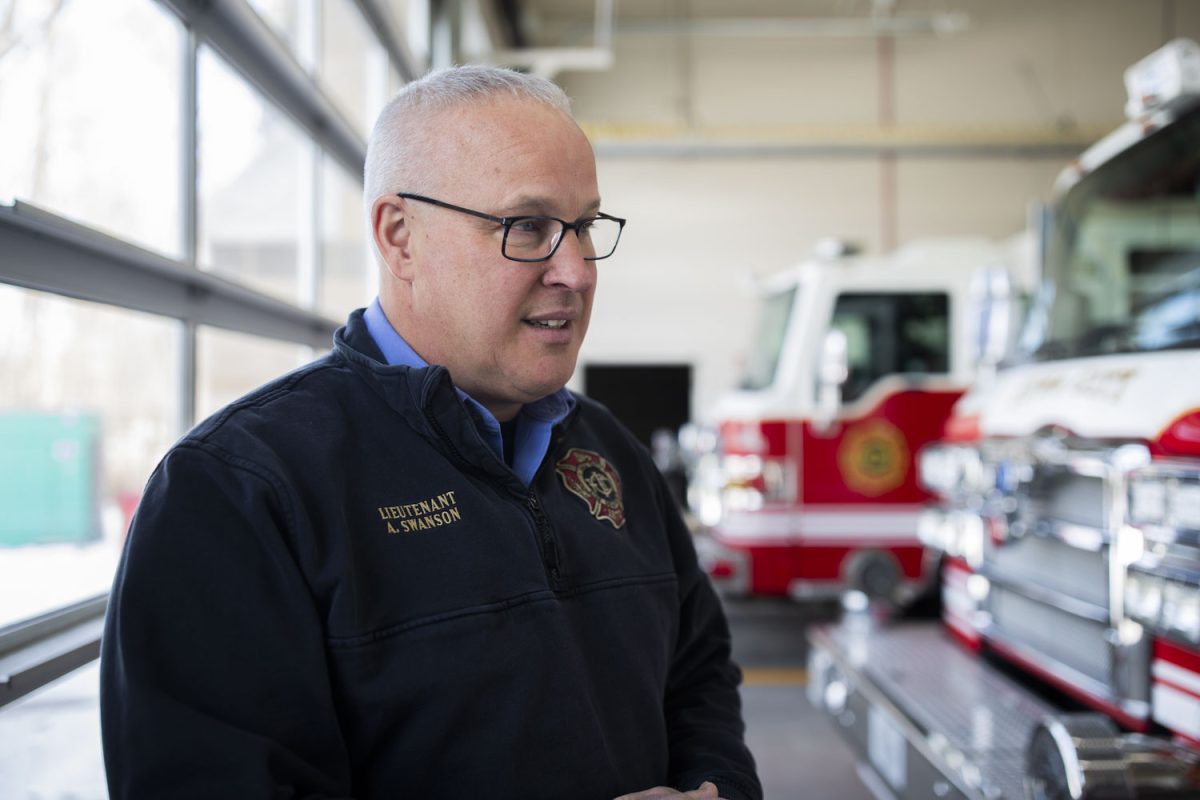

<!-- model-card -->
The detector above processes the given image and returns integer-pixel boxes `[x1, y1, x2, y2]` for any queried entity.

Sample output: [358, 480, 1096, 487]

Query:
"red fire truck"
[809, 38, 1200, 798]
[688, 236, 1030, 603]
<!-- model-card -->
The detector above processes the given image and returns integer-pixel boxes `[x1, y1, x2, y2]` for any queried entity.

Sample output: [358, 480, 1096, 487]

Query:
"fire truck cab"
[809, 38, 1200, 799]
[690, 236, 1030, 603]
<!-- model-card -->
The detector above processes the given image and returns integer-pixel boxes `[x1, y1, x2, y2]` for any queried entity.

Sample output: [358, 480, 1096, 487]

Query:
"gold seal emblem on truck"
[837, 419, 909, 497]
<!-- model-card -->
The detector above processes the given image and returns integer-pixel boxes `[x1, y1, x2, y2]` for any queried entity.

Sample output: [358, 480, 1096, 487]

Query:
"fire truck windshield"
[740, 286, 797, 390]
[831, 292, 951, 402]
[1020, 101, 1200, 363]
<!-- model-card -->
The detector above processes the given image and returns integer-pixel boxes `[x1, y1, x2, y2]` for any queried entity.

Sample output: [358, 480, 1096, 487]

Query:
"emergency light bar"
[1124, 38, 1200, 119]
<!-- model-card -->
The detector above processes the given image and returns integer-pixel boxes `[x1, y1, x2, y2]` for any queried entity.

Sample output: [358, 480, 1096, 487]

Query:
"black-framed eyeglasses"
[397, 193, 626, 262]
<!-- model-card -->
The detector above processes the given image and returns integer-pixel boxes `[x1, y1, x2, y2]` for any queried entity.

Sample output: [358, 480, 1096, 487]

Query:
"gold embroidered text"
[377, 491, 462, 534]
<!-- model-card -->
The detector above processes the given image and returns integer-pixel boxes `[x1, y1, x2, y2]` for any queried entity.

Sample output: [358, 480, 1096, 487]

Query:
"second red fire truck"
[688, 236, 1031, 603]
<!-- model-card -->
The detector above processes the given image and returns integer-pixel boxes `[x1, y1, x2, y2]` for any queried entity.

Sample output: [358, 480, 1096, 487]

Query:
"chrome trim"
[1049, 521, 1106, 552]
[983, 569, 1110, 623]
[1129, 459, 1200, 481]
[983, 626, 1151, 722]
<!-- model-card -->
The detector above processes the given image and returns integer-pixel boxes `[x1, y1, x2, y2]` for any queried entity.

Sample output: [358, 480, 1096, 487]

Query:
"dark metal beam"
[0, 202, 339, 350]
[0, 595, 107, 708]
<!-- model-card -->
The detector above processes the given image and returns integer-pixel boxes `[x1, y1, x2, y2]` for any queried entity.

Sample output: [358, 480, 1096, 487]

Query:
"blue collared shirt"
[364, 298, 575, 486]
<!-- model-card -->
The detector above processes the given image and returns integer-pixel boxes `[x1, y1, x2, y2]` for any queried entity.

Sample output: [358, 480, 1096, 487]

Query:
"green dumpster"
[0, 412, 101, 546]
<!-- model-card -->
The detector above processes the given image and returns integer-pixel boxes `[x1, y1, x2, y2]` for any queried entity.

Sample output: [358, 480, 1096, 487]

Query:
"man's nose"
[543, 231, 596, 292]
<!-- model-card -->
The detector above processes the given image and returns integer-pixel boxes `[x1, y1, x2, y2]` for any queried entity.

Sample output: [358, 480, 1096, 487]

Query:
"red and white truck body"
[808, 39, 1200, 800]
[920, 36, 1200, 750]
[690, 237, 1029, 602]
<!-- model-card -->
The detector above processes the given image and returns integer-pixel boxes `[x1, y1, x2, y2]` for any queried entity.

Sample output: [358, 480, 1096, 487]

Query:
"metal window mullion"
[301, 141, 321, 312]
[181, 24, 200, 432]
[303, 0, 322, 313]
[181, 24, 199, 269]
[300, 0, 319, 72]
[430, 0, 461, 70]
[180, 318, 198, 432]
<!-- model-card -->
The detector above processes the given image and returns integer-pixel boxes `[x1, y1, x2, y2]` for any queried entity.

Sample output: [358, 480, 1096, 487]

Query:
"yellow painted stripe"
[742, 667, 808, 687]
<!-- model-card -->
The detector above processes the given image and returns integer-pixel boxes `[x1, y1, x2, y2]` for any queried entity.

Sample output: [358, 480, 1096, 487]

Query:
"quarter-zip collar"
[361, 299, 575, 485]
[332, 308, 577, 488]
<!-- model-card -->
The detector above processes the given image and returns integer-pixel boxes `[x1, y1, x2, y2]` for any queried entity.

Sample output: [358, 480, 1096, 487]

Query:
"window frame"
[0, 0, 415, 707]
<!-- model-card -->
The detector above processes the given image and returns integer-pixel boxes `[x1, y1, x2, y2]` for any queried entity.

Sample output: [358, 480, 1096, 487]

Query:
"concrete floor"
[0, 596, 874, 799]
[725, 596, 876, 800]
[0, 662, 106, 800]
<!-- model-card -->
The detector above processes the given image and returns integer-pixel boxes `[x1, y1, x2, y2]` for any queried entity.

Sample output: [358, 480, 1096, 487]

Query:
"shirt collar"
[364, 297, 427, 370]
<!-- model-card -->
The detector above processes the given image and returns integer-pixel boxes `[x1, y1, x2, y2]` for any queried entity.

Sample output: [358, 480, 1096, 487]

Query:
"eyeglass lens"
[503, 217, 622, 261]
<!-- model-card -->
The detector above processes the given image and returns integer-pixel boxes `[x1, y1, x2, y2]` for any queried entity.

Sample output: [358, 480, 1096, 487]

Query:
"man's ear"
[372, 195, 415, 282]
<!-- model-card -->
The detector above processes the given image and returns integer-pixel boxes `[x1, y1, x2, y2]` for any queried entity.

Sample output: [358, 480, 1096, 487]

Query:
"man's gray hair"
[364, 65, 574, 216]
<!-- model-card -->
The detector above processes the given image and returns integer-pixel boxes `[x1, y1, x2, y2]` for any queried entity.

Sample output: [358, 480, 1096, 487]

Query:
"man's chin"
[513, 368, 576, 403]
[469, 372, 574, 419]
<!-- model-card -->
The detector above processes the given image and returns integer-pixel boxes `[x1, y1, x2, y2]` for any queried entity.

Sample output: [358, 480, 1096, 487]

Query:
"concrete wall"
[553, 0, 1200, 415]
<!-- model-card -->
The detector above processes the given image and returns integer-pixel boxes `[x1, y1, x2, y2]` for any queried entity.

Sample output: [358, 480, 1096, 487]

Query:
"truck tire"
[1025, 714, 1131, 800]
[844, 549, 901, 601]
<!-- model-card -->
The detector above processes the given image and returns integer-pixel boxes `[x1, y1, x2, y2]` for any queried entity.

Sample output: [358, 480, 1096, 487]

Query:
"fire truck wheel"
[844, 550, 901, 601]
[1024, 713, 1131, 800]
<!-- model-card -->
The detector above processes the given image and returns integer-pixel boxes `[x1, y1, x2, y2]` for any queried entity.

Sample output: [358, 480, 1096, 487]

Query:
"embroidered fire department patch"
[555, 448, 625, 529]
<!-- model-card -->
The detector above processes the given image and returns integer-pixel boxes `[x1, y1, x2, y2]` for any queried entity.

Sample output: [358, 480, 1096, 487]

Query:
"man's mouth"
[525, 319, 568, 329]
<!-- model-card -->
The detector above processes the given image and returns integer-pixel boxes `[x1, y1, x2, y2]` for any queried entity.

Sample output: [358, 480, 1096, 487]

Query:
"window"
[740, 287, 797, 391]
[1024, 104, 1200, 360]
[0, 0, 182, 256]
[320, 155, 376, 319]
[830, 292, 950, 403]
[392, 0, 430, 70]
[198, 46, 314, 306]
[0, 285, 180, 628]
[247, 0, 317, 69]
[196, 326, 312, 421]
[1128, 249, 1200, 350]
[321, 0, 388, 137]
[0, 0, 405, 790]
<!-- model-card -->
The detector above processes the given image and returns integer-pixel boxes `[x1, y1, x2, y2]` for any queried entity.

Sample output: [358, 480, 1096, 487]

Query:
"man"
[101, 65, 761, 800]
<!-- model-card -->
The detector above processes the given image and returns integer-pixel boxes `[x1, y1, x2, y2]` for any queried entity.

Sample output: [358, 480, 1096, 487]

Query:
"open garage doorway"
[582, 363, 692, 506]
[582, 363, 691, 447]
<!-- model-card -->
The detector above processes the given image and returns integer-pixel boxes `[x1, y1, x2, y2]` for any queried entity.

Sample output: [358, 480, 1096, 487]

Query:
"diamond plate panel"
[822, 621, 1055, 800]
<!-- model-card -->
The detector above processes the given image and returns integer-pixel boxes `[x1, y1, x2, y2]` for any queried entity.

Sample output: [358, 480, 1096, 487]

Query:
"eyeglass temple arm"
[395, 193, 507, 225]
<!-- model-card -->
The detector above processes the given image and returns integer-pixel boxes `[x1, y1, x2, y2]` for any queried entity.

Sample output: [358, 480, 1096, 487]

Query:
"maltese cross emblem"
[555, 448, 626, 529]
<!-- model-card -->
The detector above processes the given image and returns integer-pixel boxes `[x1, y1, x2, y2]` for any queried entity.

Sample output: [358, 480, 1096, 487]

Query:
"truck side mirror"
[970, 215, 1043, 370]
[814, 329, 848, 433]
[969, 265, 1016, 369]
